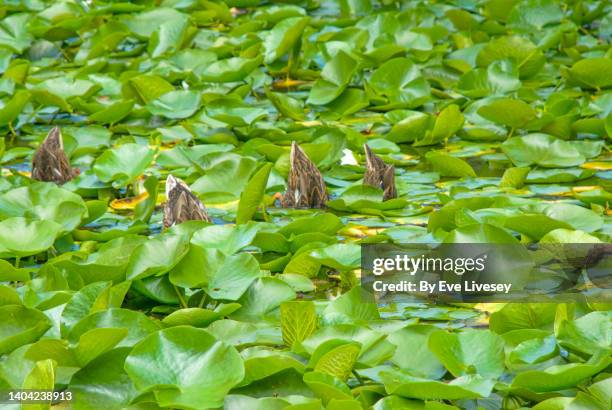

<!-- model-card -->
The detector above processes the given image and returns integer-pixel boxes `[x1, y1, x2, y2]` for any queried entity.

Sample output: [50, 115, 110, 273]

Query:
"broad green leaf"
[509, 335, 558, 365]
[0, 305, 51, 355]
[539, 228, 602, 244]
[0, 182, 88, 231]
[557, 311, 612, 355]
[68, 308, 161, 347]
[478, 98, 536, 128]
[60, 281, 112, 336]
[191, 222, 260, 255]
[125, 74, 174, 104]
[476, 36, 545, 78]
[0, 259, 30, 282]
[281, 301, 317, 346]
[499, 167, 530, 188]
[426, 152, 476, 177]
[199, 56, 263, 82]
[145, 90, 201, 119]
[313, 342, 360, 381]
[73, 327, 128, 366]
[125, 233, 190, 280]
[263, 17, 309, 63]
[503, 214, 572, 240]
[69, 347, 138, 410]
[234, 277, 295, 320]
[380, 370, 495, 400]
[0, 14, 33, 53]
[88, 100, 134, 124]
[191, 154, 257, 202]
[490, 303, 557, 334]
[134, 174, 158, 223]
[206, 253, 262, 301]
[124, 8, 188, 37]
[537, 203, 603, 233]
[323, 286, 380, 325]
[456, 60, 521, 97]
[508, 0, 563, 30]
[501, 134, 585, 167]
[567, 58, 612, 89]
[303, 371, 353, 404]
[33, 78, 97, 100]
[124, 326, 244, 409]
[308, 51, 358, 105]
[429, 104, 464, 142]
[22, 359, 55, 410]
[428, 329, 505, 378]
[224, 395, 292, 410]
[240, 347, 306, 387]
[148, 12, 190, 57]
[369, 57, 430, 106]
[0, 217, 62, 257]
[206, 98, 268, 126]
[309, 243, 360, 270]
[0, 90, 30, 126]
[266, 90, 306, 120]
[93, 143, 154, 187]
[162, 305, 240, 328]
[510, 352, 611, 392]
[387, 325, 446, 379]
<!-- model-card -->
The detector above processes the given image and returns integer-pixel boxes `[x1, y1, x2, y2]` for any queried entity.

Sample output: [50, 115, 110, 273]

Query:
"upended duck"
[31, 126, 79, 184]
[163, 174, 211, 228]
[281, 141, 328, 208]
[363, 144, 397, 200]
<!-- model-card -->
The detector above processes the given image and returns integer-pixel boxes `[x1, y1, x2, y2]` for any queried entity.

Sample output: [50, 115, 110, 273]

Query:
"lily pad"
[124, 326, 244, 409]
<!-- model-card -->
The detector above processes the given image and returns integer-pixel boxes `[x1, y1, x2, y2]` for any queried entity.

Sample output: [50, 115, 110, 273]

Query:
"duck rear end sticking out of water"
[363, 144, 397, 201]
[282, 141, 328, 208]
[163, 174, 211, 228]
[31, 126, 79, 184]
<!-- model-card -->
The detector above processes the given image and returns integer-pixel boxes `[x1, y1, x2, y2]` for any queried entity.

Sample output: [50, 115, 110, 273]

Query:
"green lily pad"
[124, 326, 244, 409]
[510, 352, 611, 393]
[0, 217, 62, 257]
[145, 90, 201, 119]
[0, 305, 51, 355]
[308, 51, 358, 105]
[380, 370, 495, 400]
[567, 58, 612, 89]
[478, 98, 536, 129]
[428, 329, 505, 378]
[502, 134, 586, 168]
[93, 143, 155, 187]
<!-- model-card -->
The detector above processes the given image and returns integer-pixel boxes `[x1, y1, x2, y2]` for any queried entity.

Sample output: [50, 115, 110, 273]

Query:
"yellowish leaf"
[110, 192, 149, 210]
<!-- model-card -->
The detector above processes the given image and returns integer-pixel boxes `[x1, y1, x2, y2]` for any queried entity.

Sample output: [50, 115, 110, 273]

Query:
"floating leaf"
[308, 51, 358, 105]
[567, 58, 612, 89]
[124, 326, 244, 409]
[502, 134, 586, 167]
[145, 90, 201, 119]
[478, 98, 536, 128]
[426, 152, 476, 177]
[0, 305, 51, 355]
[93, 143, 155, 187]
[280, 301, 317, 346]
[428, 329, 505, 378]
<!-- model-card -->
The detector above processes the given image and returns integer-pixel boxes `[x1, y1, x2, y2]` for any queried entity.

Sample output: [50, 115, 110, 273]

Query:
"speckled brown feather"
[282, 141, 328, 208]
[163, 174, 211, 228]
[31, 127, 78, 184]
[363, 144, 397, 201]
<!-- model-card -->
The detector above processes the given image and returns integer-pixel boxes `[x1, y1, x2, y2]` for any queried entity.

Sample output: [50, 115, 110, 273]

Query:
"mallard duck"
[163, 174, 211, 228]
[281, 141, 328, 208]
[31, 126, 78, 184]
[363, 144, 397, 200]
